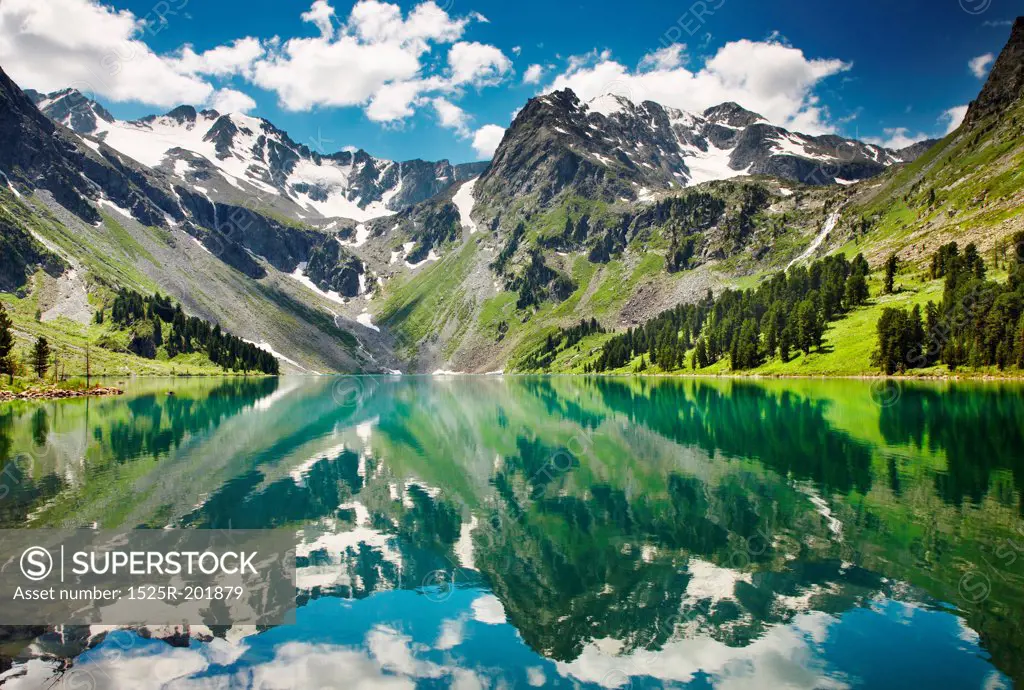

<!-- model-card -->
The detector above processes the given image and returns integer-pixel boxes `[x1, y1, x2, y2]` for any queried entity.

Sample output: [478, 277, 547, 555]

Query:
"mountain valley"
[1, 18, 1023, 379]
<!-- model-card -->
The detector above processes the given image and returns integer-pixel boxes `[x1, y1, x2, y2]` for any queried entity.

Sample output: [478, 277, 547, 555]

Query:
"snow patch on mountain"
[452, 178, 480, 234]
[190, 236, 213, 255]
[96, 198, 134, 219]
[356, 311, 380, 332]
[341, 224, 372, 248]
[406, 250, 440, 269]
[683, 144, 750, 186]
[562, 92, 929, 190]
[243, 339, 312, 374]
[587, 94, 629, 118]
[0, 169, 20, 197]
[288, 262, 347, 306]
[770, 132, 834, 162]
[288, 159, 396, 222]
[33, 91, 481, 225]
[91, 112, 219, 168]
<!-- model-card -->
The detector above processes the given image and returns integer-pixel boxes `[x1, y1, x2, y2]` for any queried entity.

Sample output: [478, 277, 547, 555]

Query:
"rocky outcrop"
[0, 67, 186, 228]
[965, 17, 1024, 127]
[305, 240, 365, 297]
[0, 67, 103, 222]
[366, 192, 464, 264]
[894, 139, 939, 162]
[0, 196, 67, 290]
[174, 186, 325, 275]
[27, 88, 114, 134]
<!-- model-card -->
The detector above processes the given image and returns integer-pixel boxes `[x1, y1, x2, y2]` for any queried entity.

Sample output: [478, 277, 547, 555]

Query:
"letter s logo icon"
[20, 547, 53, 581]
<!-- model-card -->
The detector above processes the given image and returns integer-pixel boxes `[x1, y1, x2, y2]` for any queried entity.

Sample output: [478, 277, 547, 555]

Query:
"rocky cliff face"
[0, 191, 67, 291]
[25, 88, 115, 134]
[305, 240, 366, 297]
[0, 67, 186, 228]
[965, 17, 1024, 128]
[472, 87, 936, 272]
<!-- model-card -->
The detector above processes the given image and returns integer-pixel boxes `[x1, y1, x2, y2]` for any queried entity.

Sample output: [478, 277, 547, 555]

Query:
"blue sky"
[1, 0, 1019, 163]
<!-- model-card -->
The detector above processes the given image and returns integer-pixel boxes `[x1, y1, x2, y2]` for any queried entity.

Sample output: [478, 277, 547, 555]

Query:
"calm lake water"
[0, 375, 1022, 689]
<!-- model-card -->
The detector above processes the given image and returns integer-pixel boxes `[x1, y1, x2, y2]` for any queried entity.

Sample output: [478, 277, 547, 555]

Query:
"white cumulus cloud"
[864, 127, 928, 150]
[0, 0, 213, 107]
[208, 88, 257, 114]
[471, 124, 505, 158]
[447, 41, 512, 86]
[302, 0, 337, 39]
[248, 1, 507, 126]
[174, 38, 265, 78]
[940, 105, 969, 134]
[968, 53, 994, 79]
[432, 97, 471, 136]
[868, 102, 970, 149]
[522, 64, 544, 85]
[639, 43, 686, 71]
[544, 38, 851, 135]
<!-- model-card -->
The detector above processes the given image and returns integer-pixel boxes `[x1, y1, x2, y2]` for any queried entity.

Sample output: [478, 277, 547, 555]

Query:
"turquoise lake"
[0, 375, 1021, 688]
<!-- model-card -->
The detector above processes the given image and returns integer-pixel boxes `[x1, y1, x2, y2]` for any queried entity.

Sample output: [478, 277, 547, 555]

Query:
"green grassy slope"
[836, 99, 1024, 264]
[505, 95, 1024, 378]
[0, 179, 373, 379]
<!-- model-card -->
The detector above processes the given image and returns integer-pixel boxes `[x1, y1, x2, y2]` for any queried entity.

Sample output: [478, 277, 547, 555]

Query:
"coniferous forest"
[107, 289, 280, 375]
[523, 234, 1024, 377]
[524, 252, 872, 373]
[873, 234, 1024, 374]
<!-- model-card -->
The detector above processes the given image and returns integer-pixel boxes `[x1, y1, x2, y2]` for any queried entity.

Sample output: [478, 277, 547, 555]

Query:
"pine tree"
[732, 319, 760, 370]
[796, 301, 818, 354]
[1011, 231, 1024, 291]
[694, 339, 708, 369]
[32, 337, 50, 379]
[873, 307, 924, 374]
[908, 305, 925, 366]
[0, 303, 14, 384]
[924, 301, 941, 366]
[1016, 315, 1024, 369]
[883, 253, 899, 294]
[873, 308, 907, 374]
[844, 272, 868, 308]
[779, 331, 791, 363]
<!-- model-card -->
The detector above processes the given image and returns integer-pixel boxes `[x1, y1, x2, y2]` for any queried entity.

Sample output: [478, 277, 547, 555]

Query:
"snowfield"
[452, 178, 479, 234]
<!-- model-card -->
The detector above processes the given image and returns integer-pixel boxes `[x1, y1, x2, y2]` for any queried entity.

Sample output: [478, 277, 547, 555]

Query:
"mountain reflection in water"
[0, 376, 1021, 689]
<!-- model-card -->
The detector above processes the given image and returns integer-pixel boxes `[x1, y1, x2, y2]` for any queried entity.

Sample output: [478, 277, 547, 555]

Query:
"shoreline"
[566, 371, 1024, 381]
[0, 386, 125, 403]
[492, 370, 1024, 382]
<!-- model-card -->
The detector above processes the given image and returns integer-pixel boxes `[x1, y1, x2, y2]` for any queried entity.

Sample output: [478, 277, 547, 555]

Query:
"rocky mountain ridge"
[477, 89, 933, 211]
[27, 87, 487, 225]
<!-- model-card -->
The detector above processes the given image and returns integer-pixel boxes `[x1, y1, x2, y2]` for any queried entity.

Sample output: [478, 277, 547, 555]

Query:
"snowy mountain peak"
[496, 88, 934, 196]
[702, 102, 767, 128]
[27, 90, 487, 225]
[165, 105, 200, 124]
[586, 93, 633, 118]
[28, 87, 115, 134]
